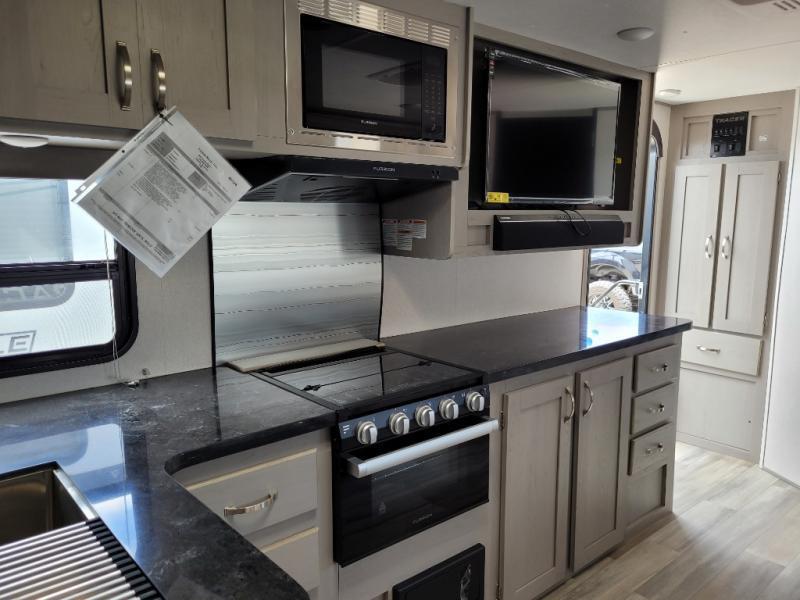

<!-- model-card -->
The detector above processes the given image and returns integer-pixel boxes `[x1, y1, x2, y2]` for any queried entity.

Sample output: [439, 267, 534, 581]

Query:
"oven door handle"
[345, 418, 500, 479]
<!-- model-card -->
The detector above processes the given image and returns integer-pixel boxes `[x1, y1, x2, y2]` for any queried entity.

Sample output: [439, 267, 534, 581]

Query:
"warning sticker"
[382, 218, 398, 248]
[401, 218, 427, 239]
[396, 224, 414, 251]
[486, 192, 509, 204]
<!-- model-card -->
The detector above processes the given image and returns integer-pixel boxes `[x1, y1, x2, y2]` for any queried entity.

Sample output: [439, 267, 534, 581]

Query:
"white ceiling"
[453, 0, 800, 103]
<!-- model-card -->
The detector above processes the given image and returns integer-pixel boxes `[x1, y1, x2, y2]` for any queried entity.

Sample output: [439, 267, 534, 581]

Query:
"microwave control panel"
[711, 111, 749, 158]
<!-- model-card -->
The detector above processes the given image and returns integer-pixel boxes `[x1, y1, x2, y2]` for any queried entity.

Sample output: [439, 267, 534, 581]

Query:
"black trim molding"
[0, 248, 138, 379]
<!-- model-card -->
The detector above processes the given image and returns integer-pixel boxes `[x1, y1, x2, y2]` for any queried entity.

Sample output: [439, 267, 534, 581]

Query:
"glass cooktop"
[262, 350, 480, 413]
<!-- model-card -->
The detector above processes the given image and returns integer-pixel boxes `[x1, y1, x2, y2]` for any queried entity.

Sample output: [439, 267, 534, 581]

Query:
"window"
[0, 177, 137, 377]
[587, 128, 662, 313]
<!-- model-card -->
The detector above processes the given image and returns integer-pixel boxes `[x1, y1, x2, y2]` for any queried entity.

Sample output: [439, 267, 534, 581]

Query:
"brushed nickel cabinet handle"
[150, 49, 167, 111]
[645, 443, 665, 456]
[116, 41, 133, 111]
[704, 235, 714, 259]
[697, 345, 721, 353]
[721, 236, 732, 260]
[582, 381, 595, 416]
[223, 490, 277, 517]
[649, 403, 666, 414]
[650, 363, 670, 373]
[564, 387, 576, 423]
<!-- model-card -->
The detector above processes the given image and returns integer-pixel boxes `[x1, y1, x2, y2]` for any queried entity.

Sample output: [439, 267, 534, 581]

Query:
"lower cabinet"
[572, 358, 631, 572]
[173, 430, 336, 599]
[500, 376, 573, 600]
[498, 339, 681, 600]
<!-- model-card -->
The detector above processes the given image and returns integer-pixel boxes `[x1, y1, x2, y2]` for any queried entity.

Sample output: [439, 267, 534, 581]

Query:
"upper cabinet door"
[664, 164, 724, 328]
[0, 0, 144, 129]
[712, 161, 780, 336]
[572, 357, 631, 572]
[135, 0, 256, 141]
[501, 376, 573, 600]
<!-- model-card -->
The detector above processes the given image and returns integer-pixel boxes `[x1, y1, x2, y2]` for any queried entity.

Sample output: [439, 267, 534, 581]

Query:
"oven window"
[301, 14, 446, 141]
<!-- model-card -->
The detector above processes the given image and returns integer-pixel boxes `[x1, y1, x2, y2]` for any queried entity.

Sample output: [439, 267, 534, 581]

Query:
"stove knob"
[389, 412, 410, 436]
[356, 421, 378, 446]
[465, 391, 486, 413]
[415, 405, 436, 428]
[439, 398, 459, 420]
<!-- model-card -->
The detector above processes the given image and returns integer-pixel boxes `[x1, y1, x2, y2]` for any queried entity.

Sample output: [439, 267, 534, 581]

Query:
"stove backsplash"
[212, 201, 382, 365]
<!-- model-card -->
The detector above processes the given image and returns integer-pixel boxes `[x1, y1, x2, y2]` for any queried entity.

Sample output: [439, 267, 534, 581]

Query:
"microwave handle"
[345, 417, 499, 479]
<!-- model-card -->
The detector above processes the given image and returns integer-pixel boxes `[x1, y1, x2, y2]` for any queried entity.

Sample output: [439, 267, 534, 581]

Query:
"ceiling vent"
[727, 0, 800, 16]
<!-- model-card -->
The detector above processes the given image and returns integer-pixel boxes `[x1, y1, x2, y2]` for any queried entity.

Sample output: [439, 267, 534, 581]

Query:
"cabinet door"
[500, 376, 574, 600]
[712, 161, 780, 335]
[0, 0, 144, 128]
[664, 164, 723, 328]
[136, 0, 256, 140]
[573, 357, 631, 572]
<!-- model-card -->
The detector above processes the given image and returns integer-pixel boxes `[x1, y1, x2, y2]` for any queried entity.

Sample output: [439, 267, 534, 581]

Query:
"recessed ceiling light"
[658, 89, 682, 97]
[0, 134, 49, 148]
[616, 27, 656, 42]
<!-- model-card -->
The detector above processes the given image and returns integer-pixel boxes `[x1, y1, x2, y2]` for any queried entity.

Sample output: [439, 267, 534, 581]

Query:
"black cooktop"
[254, 349, 481, 417]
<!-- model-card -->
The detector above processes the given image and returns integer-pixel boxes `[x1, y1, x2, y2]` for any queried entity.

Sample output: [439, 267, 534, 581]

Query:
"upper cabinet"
[0, 0, 255, 141]
[0, 0, 144, 129]
[665, 160, 779, 336]
[135, 0, 256, 140]
[664, 164, 723, 329]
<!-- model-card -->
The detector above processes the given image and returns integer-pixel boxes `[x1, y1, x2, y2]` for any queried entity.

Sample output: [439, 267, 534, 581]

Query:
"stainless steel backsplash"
[212, 201, 382, 365]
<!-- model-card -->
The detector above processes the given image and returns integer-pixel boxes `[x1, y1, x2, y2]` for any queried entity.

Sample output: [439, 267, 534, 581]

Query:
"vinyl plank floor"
[542, 443, 800, 600]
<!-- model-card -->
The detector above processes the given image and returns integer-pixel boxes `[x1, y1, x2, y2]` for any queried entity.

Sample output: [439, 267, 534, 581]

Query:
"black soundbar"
[493, 214, 625, 251]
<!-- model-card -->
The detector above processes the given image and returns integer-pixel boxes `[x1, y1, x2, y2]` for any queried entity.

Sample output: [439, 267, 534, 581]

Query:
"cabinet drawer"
[634, 345, 680, 393]
[185, 448, 317, 536]
[631, 383, 677, 436]
[681, 329, 763, 376]
[258, 527, 320, 592]
[629, 423, 676, 476]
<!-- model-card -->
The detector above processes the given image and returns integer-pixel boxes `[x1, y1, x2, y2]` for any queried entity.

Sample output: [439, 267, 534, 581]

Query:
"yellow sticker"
[615, 157, 623, 165]
[486, 191, 510, 204]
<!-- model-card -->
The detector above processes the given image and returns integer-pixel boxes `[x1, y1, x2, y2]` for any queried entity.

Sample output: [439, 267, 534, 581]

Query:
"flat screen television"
[469, 40, 641, 210]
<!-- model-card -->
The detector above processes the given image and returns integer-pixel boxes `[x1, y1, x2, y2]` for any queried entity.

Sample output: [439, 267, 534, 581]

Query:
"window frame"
[0, 146, 139, 378]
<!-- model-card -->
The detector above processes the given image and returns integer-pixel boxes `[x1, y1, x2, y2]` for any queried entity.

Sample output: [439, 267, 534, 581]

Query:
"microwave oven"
[285, 0, 459, 159]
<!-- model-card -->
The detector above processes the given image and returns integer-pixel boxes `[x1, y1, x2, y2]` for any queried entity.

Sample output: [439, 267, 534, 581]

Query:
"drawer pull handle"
[224, 490, 277, 517]
[645, 443, 665, 456]
[582, 381, 595, 416]
[564, 387, 576, 422]
[651, 363, 670, 373]
[116, 41, 133, 111]
[697, 345, 721, 353]
[649, 403, 667, 414]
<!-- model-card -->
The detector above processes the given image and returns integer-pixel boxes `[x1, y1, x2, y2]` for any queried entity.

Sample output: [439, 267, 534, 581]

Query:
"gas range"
[249, 348, 496, 565]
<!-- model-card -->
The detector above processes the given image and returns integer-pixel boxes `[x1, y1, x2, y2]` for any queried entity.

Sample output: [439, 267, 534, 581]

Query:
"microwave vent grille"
[406, 18, 430, 42]
[430, 24, 452, 47]
[383, 11, 406, 37]
[298, 0, 325, 16]
[328, 0, 355, 21]
[298, 0, 452, 48]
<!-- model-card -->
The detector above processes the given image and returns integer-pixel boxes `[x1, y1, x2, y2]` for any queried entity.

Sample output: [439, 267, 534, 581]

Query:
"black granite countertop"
[385, 306, 692, 383]
[0, 367, 335, 599]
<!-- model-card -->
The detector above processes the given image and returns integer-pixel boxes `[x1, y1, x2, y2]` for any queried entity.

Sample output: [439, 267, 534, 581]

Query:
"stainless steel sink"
[0, 466, 96, 546]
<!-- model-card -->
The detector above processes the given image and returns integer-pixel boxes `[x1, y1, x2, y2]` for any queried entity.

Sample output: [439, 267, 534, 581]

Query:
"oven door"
[334, 416, 497, 566]
[300, 14, 446, 142]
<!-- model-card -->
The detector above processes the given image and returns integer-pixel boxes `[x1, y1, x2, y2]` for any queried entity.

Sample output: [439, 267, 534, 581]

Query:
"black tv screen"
[474, 44, 631, 208]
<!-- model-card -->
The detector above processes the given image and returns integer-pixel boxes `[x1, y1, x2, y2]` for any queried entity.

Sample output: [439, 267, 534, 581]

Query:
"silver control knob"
[356, 421, 378, 446]
[415, 405, 436, 428]
[389, 412, 410, 436]
[439, 398, 459, 420]
[465, 391, 486, 413]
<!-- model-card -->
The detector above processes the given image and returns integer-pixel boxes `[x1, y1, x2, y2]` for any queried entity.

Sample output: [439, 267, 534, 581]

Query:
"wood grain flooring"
[543, 443, 800, 600]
